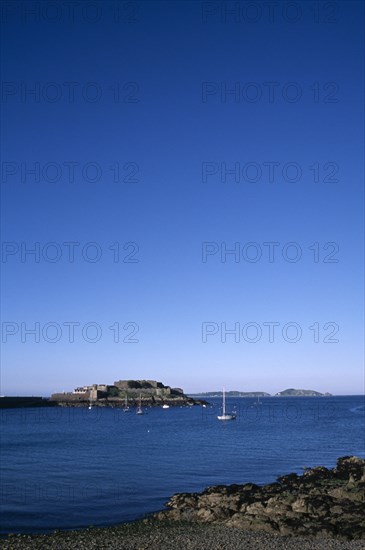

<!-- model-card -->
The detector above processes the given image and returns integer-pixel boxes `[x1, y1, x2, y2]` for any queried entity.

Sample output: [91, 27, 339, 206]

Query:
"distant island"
[274, 388, 333, 397]
[50, 380, 206, 408]
[189, 388, 332, 398]
[189, 391, 271, 398]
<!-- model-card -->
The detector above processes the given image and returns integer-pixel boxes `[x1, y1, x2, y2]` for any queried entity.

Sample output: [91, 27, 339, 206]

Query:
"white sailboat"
[162, 404, 170, 409]
[252, 395, 262, 407]
[123, 395, 131, 412]
[217, 388, 236, 421]
[136, 394, 144, 415]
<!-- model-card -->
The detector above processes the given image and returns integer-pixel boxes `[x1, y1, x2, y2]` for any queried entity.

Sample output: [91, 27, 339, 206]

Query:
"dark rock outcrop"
[154, 456, 365, 540]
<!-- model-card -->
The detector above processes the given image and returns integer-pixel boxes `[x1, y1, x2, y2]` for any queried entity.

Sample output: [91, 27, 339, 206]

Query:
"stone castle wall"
[114, 380, 165, 390]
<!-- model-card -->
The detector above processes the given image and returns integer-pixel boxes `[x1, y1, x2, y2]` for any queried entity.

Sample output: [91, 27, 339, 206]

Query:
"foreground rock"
[154, 457, 365, 540]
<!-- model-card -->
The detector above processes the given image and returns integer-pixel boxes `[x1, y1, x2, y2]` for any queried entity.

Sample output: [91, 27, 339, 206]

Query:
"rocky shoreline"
[154, 456, 365, 540]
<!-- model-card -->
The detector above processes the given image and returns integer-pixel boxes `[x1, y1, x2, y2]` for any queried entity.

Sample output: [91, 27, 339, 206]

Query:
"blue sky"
[1, 1, 364, 395]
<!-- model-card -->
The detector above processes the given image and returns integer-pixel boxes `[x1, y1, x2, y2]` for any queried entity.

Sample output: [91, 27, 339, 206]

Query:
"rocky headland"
[154, 456, 365, 540]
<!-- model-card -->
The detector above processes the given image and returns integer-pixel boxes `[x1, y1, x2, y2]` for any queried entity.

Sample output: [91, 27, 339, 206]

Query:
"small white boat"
[217, 388, 236, 421]
[136, 394, 144, 415]
[251, 395, 263, 407]
[162, 404, 170, 409]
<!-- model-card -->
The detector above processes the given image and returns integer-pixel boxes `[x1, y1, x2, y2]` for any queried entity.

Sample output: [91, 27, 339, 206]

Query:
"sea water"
[1, 395, 364, 533]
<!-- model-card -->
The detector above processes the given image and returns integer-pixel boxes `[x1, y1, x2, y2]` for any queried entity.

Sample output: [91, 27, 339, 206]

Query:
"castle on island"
[50, 379, 193, 407]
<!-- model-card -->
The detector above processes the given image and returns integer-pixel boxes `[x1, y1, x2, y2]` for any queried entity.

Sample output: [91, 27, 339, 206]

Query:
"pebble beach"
[2, 520, 365, 550]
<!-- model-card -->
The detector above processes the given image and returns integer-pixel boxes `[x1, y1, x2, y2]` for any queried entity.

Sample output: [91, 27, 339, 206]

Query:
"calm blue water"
[1, 396, 364, 534]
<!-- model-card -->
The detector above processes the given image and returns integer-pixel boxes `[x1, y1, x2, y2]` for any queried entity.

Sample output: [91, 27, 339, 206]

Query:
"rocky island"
[275, 389, 333, 397]
[154, 456, 365, 540]
[190, 391, 271, 398]
[50, 379, 205, 408]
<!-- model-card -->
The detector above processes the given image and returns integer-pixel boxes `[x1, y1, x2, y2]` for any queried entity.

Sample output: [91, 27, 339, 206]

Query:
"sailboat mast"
[223, 387, 225, 415]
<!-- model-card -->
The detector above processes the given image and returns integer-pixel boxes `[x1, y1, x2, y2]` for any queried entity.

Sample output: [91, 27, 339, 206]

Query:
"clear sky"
[1, 1, 364, 396]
